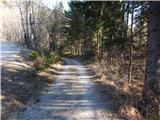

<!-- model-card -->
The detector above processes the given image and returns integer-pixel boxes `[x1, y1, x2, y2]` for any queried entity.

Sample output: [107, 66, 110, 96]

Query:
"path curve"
[11, 58, 122, 120]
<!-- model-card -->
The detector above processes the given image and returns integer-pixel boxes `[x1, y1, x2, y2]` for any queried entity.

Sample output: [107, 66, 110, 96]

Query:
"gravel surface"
[1, 41, 48, 120]
[10, 58, 123, 120]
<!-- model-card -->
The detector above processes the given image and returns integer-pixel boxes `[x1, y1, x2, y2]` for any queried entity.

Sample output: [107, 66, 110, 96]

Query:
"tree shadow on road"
[1, 65, 56, 120]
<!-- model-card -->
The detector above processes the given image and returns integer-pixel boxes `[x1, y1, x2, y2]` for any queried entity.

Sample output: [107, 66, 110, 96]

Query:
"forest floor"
[77, 56, 145, 120]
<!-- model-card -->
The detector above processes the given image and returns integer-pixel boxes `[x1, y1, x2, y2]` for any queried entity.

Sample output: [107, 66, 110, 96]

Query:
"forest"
[1, 0, 160, 120]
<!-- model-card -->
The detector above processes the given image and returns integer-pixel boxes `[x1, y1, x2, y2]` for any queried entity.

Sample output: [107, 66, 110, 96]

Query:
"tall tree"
[143, 1, 160, 117]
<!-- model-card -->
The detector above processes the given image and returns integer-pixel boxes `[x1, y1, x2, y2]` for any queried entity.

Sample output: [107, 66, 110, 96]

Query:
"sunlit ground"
[17, 59, 120, 120]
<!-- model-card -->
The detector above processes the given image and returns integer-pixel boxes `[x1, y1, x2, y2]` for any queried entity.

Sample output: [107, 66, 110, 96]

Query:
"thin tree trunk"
[30, 0, 36, 49]
[120, 2, 126, 74]
[128, 2, 134, 83]
[126, 2, 129, 38]
[19, 7, 26, 45]
[25, 3, 30, 48]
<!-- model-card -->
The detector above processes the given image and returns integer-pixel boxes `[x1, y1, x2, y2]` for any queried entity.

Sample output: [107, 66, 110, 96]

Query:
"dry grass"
[85, 56, 146, 120]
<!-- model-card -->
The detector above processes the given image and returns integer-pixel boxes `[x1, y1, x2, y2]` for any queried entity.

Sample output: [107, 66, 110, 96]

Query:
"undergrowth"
[80, 55, 160, 120]
[29, 50, 61, 71]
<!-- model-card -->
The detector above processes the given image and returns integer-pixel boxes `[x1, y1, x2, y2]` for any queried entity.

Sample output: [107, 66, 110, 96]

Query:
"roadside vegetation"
[29, 50, 61, 71]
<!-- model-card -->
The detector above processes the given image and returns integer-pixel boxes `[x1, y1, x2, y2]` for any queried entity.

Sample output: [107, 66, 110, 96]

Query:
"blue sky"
[42, 0, 70, 10]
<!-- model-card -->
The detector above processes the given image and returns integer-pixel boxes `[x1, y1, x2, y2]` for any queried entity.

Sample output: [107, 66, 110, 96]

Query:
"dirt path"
[0, 41, 29, 65]
[10, 58, 122, 120]
[1, 41, 32, 119]
[1, 41, 51, 120]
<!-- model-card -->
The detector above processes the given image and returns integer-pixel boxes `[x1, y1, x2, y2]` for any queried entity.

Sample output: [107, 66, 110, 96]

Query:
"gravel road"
[11, 58, 122, 120]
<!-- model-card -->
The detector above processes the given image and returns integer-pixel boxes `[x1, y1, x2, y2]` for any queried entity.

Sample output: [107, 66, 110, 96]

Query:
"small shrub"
[34, 64, 46, 71]
[29, 50, 61, 71]
[28, 51, 40, 60]
[45, 51, 60, 64]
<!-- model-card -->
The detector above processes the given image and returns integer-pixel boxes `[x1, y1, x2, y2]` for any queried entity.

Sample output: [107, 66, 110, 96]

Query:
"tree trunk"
[125, 2, 129, 38]
[142, 1, 160, 117]
[120, 2, 127, 74]
[29, 0, 36, 49]
[128, 2, 134, 83]
[25, 3, 30, 48]
[19, 7, 26, 45]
